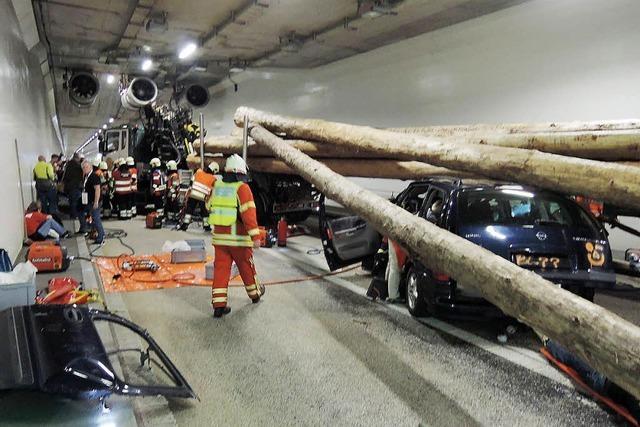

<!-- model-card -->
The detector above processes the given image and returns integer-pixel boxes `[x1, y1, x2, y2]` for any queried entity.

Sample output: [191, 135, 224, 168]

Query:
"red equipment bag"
[146, 212, 162, 229]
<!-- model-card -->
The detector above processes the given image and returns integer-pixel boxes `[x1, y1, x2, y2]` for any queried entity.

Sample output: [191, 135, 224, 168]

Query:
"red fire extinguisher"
[277, 216, 288, 247]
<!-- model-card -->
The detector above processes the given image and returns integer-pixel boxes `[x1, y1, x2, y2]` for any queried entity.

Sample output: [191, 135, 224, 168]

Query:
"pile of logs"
[189, 108, 640, 210]
[189, 107, 640, 399]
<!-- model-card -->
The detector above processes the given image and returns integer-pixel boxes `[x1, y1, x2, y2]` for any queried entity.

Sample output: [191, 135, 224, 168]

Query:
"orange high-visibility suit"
[209, 179, 262, 308]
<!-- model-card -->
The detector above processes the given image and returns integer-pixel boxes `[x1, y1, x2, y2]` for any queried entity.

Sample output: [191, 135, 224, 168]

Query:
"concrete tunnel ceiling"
[34, 0, 530, 151]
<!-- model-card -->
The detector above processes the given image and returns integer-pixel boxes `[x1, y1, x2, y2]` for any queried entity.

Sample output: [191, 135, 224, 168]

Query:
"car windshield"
[458, 189, 600, 232]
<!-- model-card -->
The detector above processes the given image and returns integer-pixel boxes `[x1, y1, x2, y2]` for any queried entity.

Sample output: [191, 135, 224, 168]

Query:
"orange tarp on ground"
[94, 253, 242, 293]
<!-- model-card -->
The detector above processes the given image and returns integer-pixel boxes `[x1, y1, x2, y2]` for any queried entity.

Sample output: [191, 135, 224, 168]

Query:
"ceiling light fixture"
[106, 74, 115, 84]
[108, 117, 114, 123]
[143, 45, 152, 52]
[102, 124, 107, 129]
[179, 42, 198, 59]
[122, 124, 128, 129]
[141, 58, 153, 71]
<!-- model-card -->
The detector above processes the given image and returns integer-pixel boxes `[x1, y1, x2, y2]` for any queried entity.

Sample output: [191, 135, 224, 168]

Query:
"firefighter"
[126, 156, 138, 216]
[149, 157, 167, 217]
[112, 158, 133, 219]
[180, 162, 218, 231]
[165, 160, 180, 221]
[208, 154, 264, 318]
[99, 161, 112, 218]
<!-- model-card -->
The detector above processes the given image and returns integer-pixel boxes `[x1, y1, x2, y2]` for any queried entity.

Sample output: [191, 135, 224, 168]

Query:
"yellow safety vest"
[208, 181, 243, 226]
[33, 161, 54, 180]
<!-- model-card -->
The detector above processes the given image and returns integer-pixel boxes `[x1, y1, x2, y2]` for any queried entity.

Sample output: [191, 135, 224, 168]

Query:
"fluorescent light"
[141, 58, 153, 71]
[102, 124, 107, 129]
[143, 45, 152, 52]
[98, 129, 102, 134]
[122, 125, 128, 129]
[106, 74, 115, 84]
[94, 133, 98, 137]
[178, 42, 197, 59]
[229, 67, 244, 74]
[108, 117, 114, 123]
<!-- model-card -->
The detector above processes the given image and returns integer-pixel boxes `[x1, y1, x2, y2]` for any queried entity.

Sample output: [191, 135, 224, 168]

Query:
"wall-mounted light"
[178, 42, 198, 59]
[102, 124, 107, 129]
[106, 74, 116, 84]
[108, 117, 114, 123]
[141, 58, 153, 71]
[229, 66, 244, 74]
[143, 45, 152, 52]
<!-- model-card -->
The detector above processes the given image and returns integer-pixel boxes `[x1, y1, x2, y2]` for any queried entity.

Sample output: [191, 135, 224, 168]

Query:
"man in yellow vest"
[208, 154, 264, 318]
[33, 154, 58, 214]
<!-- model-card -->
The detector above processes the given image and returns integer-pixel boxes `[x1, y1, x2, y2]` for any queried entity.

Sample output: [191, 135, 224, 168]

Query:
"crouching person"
[25, 201, 68, 241]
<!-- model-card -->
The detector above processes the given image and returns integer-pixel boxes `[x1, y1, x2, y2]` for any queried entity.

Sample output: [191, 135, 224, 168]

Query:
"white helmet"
[99, 161, 108, 170]
[92, 158, 101, 168]
[150, 157, 161, 168]
[166, 160, 177, 171]
[208, 161, 220, 174]
[224, 154, 247, 174]
[126, 156, 135, 166]
[116, 157, 125, 167]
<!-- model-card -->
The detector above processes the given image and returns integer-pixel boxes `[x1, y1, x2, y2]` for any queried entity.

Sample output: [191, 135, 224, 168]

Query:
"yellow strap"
[246, 227, 260, 237]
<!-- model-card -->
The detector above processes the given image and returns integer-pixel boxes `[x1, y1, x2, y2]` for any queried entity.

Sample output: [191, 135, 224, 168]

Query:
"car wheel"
[406, 268, 429, 317]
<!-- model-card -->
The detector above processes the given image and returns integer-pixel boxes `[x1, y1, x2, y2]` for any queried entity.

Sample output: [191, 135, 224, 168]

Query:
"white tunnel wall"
[204, 0, 640, 253]
[1, 0, 58, 260]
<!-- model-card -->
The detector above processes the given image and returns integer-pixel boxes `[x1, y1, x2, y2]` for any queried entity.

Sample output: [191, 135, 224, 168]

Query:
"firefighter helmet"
[224, 154, 247, 174]
[116, 157, 125, 167]
[126, 156, 135, 166]
[208, 161, 220, 174]
[99, 161, 108, 170]
[150, 157, 161, 168]
[166, 160, 178, 171]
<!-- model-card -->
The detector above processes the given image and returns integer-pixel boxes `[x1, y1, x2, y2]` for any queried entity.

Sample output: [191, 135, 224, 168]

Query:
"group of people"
[29, 153, 105, 244]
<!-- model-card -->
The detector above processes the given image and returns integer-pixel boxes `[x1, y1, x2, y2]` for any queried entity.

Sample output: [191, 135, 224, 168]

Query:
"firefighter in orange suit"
[165, 160, 180, 221]
[180, 162, 218, 231]
[126, 156, 138, 216]
[208, 154, 264, 318]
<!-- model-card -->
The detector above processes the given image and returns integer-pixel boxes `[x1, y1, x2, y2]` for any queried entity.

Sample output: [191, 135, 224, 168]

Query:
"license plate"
[513, 254, 569, 269]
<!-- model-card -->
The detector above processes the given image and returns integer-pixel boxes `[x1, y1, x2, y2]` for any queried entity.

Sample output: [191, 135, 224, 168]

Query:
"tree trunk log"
[186, 154, 474, 180]
[235, 107, 640, 211]
[193, 136, 396, 159]
[389, 119, 640, 136]
[404, 131, 640, 161]
[249, 124, 640, 400]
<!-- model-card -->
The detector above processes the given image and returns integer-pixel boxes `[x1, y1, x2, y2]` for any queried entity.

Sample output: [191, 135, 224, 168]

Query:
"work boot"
[252, 297, 260, 304]
[179, 223, 188, 231]
[213, 307, 231, 318]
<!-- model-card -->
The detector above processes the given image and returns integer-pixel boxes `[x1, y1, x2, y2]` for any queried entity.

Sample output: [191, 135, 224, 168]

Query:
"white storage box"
[0, 263, 37, 311]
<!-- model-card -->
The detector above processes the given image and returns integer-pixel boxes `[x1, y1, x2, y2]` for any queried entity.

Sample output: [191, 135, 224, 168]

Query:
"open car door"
[319, 195, 381, 271]
[0, 305, 197, 400]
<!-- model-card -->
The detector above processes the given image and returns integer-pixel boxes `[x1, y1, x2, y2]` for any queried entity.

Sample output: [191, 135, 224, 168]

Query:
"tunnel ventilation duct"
[184, 84, 209, 108]
[121, 77, 158, 110]
[68, 71, 100, 107]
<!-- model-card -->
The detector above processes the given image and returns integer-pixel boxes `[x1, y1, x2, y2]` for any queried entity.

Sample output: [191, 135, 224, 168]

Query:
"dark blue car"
[321, 178, 616, 319]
